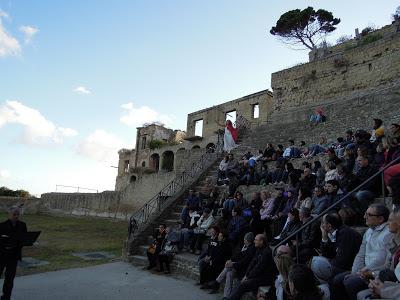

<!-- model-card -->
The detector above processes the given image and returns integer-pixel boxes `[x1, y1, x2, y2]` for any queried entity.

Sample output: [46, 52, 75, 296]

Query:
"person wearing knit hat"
[208, 232, 256, 298]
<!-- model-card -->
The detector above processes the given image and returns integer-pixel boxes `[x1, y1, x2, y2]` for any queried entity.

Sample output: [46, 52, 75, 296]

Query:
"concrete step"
[128, 255, 147, 267]
[131, 249, 200, 281]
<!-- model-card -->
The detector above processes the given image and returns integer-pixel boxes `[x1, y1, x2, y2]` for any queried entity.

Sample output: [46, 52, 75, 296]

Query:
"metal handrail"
[130, 142, 224, 228]
[273, 155, 400, 257]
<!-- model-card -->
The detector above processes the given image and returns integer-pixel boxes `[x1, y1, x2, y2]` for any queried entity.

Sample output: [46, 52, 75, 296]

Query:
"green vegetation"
[149, 139, 165, 150]
[0, 186, 31, 198]
[0, 212, 127, 276]
[345, 33, 383, 51]
[270, 7, 340, 50]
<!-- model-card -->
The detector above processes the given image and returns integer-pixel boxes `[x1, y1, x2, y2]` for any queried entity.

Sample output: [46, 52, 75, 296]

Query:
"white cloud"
[0, 169, 11, 179]
[0, 100, 78, 145]
[120, 102, 173, 127]
[73, 86, 91, 95]
[76, 129, 128, 164]
[19, 25, 38, 44]
[0, 10, 21, 58]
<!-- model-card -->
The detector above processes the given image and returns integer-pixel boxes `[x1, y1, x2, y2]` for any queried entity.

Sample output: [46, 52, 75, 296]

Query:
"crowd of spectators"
[142, 119, 400, 300]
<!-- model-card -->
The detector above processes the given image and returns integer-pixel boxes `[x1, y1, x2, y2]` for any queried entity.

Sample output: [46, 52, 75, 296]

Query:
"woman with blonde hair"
[274, 245, 294, 300]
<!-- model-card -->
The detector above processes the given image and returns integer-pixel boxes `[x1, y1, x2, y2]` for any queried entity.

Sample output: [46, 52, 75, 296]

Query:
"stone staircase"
[128, 160, 221, 280]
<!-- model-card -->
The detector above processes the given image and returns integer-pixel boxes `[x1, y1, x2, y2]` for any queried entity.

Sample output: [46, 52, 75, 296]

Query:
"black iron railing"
[273, 155, 400, 260]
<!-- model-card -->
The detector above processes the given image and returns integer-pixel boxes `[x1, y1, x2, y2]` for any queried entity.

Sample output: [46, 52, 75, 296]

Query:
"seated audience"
[307, 137, 328, 157]
[299, 168, 316, 192]
[291, 207, 321, 254]
[288, 264, 323, 300]
[357, 207, 400, 300]
[320, 212, 362, 275]
[263, 143, 276, 162]
[157, 227, 179, 274]
[274, 245, 294, 300]
[386, 123, 400, 162]
[271, 208, 301, 246]
[179, 209, 200, 250]
[229, 234, 278, 300]
[227, 207, 247, 244]
[331, 204, 393, 300]
[146, 224, 167, 270]
[369, 118, 385, 146]
[208, 232, 256, 297]
[310, 256, 332, 300]
[181, 189, 202, 222]
[311, 186, 330, 217]
[199, 230, 232, 288]
[295, 186, 313, 210]
[218, 155, 230, 181]
[197, 226, 220, 282]
[324, 161, 339, 183]
[249, 192, 262, 210]
[354, 156, 379, 213]
[240, 166, 260, 186]
[191, 208, 214, 254]
[312, 161, 326, 186]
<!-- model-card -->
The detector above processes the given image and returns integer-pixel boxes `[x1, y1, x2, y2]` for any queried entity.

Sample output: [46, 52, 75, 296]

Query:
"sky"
[0, 1, 398, 196]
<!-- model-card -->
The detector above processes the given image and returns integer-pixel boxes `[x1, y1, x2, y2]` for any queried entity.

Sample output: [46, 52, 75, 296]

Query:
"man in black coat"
[355, 156, 379, 213]
[320, 212, 362, 275]
[0, 206, 28, 300]
[198, 230, 232, 287]
[229, 234, 277, 300]
[291, 207, 321, 256]
[208, 232, 256, 296]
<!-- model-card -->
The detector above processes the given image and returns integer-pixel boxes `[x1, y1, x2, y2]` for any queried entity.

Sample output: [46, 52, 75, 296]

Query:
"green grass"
[0, 213, 127, 276]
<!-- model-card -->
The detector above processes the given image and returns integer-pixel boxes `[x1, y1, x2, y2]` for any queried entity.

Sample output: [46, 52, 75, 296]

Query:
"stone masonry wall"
[271, 26, 400, 116]
[40, 191, 129, 219]
[186, 89, 273, 138]
[0, 196, 42, 214]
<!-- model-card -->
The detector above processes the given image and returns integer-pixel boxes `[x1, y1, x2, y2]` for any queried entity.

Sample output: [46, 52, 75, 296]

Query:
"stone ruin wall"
[186, 89, 273, 138]
[270, 23, 400, 127]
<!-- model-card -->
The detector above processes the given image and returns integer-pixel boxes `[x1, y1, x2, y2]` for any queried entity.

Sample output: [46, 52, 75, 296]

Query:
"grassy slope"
[0, 213, 127, 276]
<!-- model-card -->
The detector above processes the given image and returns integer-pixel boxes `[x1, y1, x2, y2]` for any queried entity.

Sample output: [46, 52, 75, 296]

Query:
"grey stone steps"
[128, 255, 147, 266]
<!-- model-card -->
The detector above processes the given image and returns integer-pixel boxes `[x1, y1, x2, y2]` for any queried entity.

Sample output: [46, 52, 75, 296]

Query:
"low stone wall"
[40, 191, 130, 219]
[0, 197, 42, 214]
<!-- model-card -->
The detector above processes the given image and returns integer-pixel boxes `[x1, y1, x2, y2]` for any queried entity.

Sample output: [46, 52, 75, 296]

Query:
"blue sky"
[0, 0, 398, 195]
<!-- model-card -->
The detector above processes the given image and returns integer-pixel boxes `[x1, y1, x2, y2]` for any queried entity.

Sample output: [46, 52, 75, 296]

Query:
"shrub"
[359, 33, 383, 46]
[336, 34, 352, 44]
[149, 139, 165, 150]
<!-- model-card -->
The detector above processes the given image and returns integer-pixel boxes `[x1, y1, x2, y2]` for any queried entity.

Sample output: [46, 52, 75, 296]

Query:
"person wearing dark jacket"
[288, 264, 323, 300]
[299, 168, 317, 193]
[320, 213, 362, 276]
[229, 234, 278, 300]
[354, 156, 379, 213]
[146, 224, 166, 270]
[271, 208, 301, 246]
[227, 207, 247, 244]
[199, 230, 232, 287]
[208, 232, 256, 297]
[0, 206, 28, 300]
[292, 208, 321, 255]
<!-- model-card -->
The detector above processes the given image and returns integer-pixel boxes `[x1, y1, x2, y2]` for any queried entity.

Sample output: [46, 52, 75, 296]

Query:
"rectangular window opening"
[194, 119, 203, 137]
[124, 160, 130, 173]
[225, 110, 237, 125]
[252, 104, 259, 119]
[141, 136, 147, 150]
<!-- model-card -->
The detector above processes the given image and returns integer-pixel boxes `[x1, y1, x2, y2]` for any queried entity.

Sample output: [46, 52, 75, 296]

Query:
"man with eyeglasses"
[0, 206, 28, 300]
[331, 203, 393, 300]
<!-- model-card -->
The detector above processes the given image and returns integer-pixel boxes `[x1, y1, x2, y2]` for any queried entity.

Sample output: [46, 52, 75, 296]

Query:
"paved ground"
[5, 262, 220, 300]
